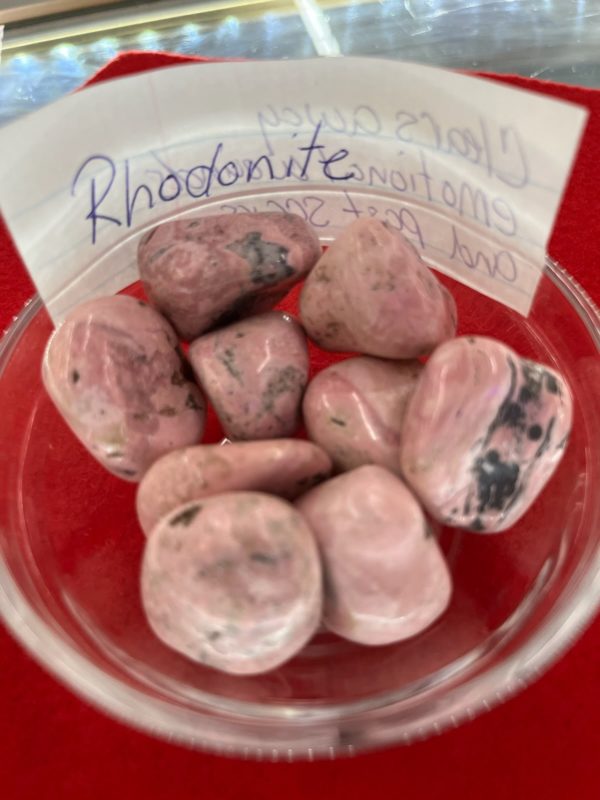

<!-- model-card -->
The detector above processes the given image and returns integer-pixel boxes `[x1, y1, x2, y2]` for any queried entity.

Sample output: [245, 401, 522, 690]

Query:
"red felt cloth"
[1, 52, 599, 799]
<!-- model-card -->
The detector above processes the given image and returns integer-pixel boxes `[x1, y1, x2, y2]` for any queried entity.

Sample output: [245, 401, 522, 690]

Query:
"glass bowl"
[0, 215, 599, 758]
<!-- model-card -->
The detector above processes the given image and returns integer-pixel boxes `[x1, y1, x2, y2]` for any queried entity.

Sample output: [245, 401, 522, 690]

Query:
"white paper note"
[0, 58, 588, 323]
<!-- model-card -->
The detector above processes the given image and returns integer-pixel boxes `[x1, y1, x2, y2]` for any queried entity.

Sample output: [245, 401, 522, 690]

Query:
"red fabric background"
[1, 53, 599, 799]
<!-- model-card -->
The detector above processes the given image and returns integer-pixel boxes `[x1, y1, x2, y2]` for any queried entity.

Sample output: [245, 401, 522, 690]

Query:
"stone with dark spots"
[141, 492, 322, 675]
[42, 295, 206, 482]
[400, 336, 573, 532]
[303, 356, 422, 475]
[189, 311, 309, 441]
[300, 218, 457, 358]
[138, 212, 321, 340]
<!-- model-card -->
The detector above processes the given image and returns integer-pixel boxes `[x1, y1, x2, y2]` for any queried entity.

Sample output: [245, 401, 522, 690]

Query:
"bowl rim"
[0, 258, 599, 757]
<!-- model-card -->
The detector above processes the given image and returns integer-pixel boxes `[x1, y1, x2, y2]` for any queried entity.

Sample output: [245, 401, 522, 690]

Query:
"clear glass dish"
[0, 215, 598, 757]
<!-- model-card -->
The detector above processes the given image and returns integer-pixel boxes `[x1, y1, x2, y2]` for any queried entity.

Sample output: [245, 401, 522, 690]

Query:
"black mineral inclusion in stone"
[226, 232, 293, 286]
[474, 449, 520, 513]
[170, 504, 202, 527]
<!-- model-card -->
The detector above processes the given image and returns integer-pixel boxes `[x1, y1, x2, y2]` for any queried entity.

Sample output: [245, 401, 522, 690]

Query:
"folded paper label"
[0, 58, 588, 322]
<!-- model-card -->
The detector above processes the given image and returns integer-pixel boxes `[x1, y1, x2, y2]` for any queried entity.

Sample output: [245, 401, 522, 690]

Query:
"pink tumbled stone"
[400, 336, 573, 533]
[296, 465, 452, 645]
[303, 356, 422, 474]
[141, 492, 322, 675]
[136, 439, 332, 536]
[299, 218, 457, 358]
[42, 296, 205, 481]
[189, 311, 309, 440]
[138, 212, 321, 340]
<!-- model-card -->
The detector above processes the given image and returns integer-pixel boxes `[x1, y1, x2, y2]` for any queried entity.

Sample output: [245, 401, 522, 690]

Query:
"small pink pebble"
[296, 465, 452, 645]
[136, 439, 332, 536]
[303, 356, 422, 474]
[299, 218, 456, 358]
[42, 295, 205, 481]
[141, 492, 322, 675]
[189, 311, 309, 440]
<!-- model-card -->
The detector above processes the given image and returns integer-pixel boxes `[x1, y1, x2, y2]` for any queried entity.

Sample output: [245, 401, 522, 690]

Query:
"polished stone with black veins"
[400, 336, 573, 533]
